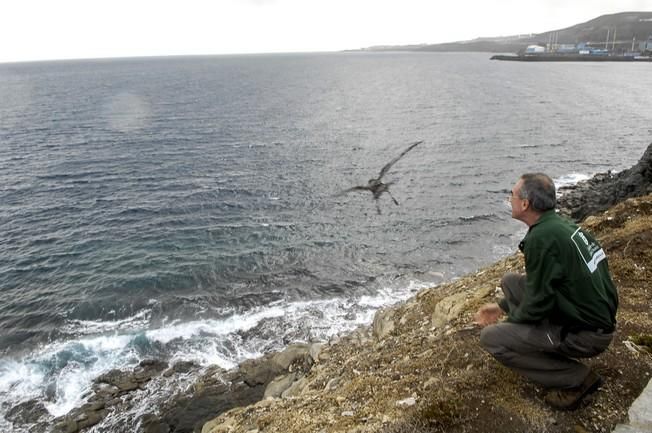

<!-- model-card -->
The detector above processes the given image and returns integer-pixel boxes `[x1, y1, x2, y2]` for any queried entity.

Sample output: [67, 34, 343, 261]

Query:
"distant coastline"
[490, 54, 652, 61]
[355, 11, 652, 57]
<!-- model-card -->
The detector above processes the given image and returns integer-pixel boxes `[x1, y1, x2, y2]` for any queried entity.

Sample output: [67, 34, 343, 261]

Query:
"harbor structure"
[641, 34, 652, 53]
[496, 31, 652, 61]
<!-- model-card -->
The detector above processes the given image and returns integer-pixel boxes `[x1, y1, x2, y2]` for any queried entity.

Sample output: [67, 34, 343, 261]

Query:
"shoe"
[544, 370, 603, 410]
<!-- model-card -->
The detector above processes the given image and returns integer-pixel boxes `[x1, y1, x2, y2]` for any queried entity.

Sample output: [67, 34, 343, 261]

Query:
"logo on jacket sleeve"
[570, 227, 605, 273]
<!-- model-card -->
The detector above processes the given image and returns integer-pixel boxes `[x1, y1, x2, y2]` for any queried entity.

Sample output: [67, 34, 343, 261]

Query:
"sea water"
[1, 52, 650, 431]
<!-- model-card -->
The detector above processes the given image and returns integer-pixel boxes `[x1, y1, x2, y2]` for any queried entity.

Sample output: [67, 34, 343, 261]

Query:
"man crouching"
[475, 173, 618, 410]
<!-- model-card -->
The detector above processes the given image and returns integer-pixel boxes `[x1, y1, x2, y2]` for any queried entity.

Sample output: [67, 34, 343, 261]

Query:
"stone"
[263, 373, 298, 399]
[80, 400, 105, 412]
[164, 360, 199, 376]
[52, 419, 78, 433]
[77, 409, 107, 429]
[5, 399, 50, 424]
[133, 359, 168, 382]
[372, 308, 395, 340]
[309, 343, 325, 363]
[139, 413, 171, 433]
[93, 382, 120, 398]
[94, 368, 139, 392]
[281, 376, 309, 398]
[613, 378, 652, 433]
[431, 291, 469, 328]
[324, 377, 340, 391]
[159, 369, 267, 433]
[272, 344, 311, 370]
[396, 397, 417, 407]
[422, 377, 440, 389]
[202, 416, 235, 433]
[240, 354, 286, 387]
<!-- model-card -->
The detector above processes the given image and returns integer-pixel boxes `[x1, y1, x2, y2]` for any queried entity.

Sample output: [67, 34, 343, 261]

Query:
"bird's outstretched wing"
[378, 140, 423, 180]
[334, 185, 370, 197]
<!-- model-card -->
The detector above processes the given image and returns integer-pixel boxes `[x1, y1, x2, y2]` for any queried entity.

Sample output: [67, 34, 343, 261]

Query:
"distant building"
[576, 42, 607, 55]
[557, 44, 577, 53]
[525, 45, 546, 54]
[640, 34, 652, 52]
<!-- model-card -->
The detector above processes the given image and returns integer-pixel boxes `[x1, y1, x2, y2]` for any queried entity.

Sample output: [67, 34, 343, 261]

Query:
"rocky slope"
[198, 144, 652, 433]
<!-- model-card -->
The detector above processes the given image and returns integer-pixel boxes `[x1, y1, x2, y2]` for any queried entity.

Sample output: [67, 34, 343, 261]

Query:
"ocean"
[1, 52, 650, 431]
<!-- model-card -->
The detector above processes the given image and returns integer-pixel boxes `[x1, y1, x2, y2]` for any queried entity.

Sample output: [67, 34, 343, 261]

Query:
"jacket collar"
[518, 210, 557, 251]
[529, 209, 558, 229]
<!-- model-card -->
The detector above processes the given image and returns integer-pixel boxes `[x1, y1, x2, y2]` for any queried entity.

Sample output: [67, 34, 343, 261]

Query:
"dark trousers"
[479, 273, 614, 389]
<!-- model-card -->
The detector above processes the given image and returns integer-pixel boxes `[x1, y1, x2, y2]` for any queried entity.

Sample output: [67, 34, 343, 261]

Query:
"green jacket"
[504, 211, 618, 330]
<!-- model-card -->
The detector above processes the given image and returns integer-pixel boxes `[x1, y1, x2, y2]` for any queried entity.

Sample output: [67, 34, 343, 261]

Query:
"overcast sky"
[1, 0, 650, 63]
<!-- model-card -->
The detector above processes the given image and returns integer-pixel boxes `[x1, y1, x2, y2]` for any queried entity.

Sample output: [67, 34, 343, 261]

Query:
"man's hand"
[474, 303, 504, 327]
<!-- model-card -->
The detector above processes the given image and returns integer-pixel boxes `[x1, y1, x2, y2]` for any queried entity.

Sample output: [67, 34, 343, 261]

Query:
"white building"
[525, 45, 546, 54]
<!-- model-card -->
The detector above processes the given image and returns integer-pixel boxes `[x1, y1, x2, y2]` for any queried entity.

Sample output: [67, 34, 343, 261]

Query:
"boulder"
[281, 376, 309, 398]
[271, 344, 312, 370]
[263, 373, 299, 399]
[239, 354, 286, 387]
[163, 360, 200, 376]
[139, 413, 171, 433]
[158, 378, 258, 433]
[52, 418, 78, 433]
[431, 291, 469, 328]
[94, 368, 139, 392]
[309, 343, 325, 363]
[5, 399, 50, 425]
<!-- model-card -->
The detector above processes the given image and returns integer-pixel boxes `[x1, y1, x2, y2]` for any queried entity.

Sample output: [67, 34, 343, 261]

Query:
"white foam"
[145, 305, 286, 344]
[276, 279, 431, 340]
[358, 280, 428, 308]
[0, 359, 44, 398]
[0, 334, 138, 420]
[62, 308, 151, 335]
[168, 341, 258, 369]
[43, 356, 116, 417]
[0, 277, 433, 426]
[554, 173, 590, 189]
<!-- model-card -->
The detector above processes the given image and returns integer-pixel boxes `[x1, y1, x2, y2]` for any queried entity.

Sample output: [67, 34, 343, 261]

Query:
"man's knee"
[480, 324, 504, 354]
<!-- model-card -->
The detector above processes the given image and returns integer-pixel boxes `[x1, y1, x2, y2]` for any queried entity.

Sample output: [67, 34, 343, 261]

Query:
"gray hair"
[518, 173, 556, 212]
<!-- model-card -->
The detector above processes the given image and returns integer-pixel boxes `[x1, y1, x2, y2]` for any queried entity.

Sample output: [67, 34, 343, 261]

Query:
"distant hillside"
[360, 11, 652, 53]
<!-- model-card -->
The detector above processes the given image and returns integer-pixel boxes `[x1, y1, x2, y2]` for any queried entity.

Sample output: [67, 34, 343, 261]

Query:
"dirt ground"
[203, 194, 652, 433]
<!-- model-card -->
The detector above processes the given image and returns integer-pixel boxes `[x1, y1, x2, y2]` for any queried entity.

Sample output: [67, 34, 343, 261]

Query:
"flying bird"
[337, 140, 423, 214]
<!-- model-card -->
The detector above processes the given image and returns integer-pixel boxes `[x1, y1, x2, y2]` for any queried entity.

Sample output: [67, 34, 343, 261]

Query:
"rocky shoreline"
[556, 142, 652, 221]
[36, 344, 323, 433]
[9, 143, 652, 433]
